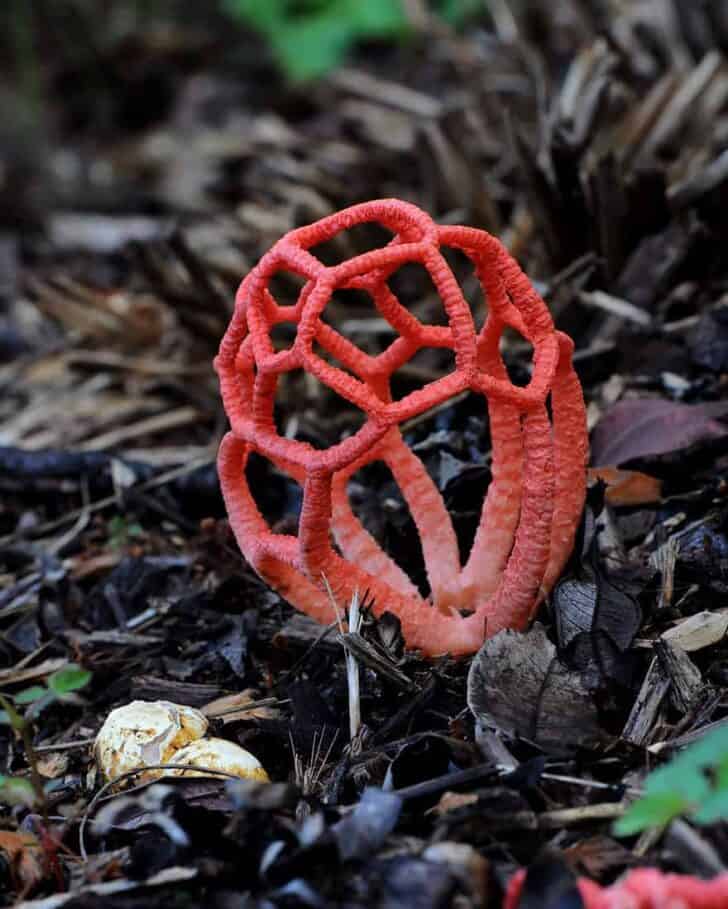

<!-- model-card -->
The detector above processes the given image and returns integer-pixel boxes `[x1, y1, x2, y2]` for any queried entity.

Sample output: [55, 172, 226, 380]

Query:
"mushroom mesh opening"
[389, 346, 457, 401]
[309, 221, 395, 266]
[272, 367, 368, 450]
[346, 460, 429, 599]
[245, 450, 302, 535]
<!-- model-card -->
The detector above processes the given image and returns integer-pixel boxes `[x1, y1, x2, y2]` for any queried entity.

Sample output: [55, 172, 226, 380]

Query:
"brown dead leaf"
[467, 624, 603, 752]
[587, 466, 662, 506]
[202, 689, 281, 724]
[590, 398, 728, 465]
[427, 791, 479, 816]
[0, 830, 46, 896]
[563, 835, 633, 876]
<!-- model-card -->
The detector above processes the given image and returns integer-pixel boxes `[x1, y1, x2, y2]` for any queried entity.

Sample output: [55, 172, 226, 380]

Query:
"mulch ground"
[2, 1, 728, 905]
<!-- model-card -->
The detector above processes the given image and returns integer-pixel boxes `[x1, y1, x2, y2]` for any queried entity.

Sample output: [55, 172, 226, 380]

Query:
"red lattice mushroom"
[215, 199, 587, 657]
[505, 867, 728, 909]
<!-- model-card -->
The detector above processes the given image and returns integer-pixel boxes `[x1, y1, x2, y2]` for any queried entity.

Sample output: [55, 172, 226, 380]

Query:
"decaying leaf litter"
[3, 0, 728, 905]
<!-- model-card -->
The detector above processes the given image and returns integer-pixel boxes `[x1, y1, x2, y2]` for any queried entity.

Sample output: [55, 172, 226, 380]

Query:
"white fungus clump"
[94, 700, 208, 785]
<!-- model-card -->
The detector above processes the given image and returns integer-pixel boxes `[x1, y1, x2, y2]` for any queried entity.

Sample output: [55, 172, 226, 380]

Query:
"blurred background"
[1, 0, 728, 526]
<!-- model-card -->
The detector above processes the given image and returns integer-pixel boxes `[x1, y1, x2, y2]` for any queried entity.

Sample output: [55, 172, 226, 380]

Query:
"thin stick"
[323, 578, 362, 742]
[35, 738, 96, 754]
[345, 591, 362, 742]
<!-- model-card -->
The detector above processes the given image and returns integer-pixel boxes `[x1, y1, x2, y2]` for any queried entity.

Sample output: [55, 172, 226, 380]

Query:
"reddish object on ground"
[215, 199, 587, 657]
[505, 867, 728, 909]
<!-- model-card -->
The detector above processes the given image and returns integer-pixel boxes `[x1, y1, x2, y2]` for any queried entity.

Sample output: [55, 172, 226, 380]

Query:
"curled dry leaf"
[467, 624, 602, 752]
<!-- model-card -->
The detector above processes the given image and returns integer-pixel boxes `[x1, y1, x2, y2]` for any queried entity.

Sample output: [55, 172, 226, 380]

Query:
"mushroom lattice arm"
[215, 199, 588, 657]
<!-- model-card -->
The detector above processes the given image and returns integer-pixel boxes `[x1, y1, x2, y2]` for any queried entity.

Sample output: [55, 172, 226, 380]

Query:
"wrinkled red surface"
[215, 199, 588, 656]
[505, 867, 728, 909]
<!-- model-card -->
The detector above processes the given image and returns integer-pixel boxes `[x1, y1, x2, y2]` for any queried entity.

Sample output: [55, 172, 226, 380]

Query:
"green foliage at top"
[223, 0, 485, 81]
[614, 724, 728, 836]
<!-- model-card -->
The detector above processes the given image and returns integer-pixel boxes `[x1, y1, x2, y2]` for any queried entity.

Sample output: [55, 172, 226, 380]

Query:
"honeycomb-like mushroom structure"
[215, 199, 587, 657]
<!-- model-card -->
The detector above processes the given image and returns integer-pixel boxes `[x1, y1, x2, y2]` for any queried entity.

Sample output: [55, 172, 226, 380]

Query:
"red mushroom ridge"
[215, 199, 588, 657]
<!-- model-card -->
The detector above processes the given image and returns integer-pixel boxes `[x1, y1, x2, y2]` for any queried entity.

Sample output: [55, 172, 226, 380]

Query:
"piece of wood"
[655, 639, 703, 714]
[622, 656, 670, 746]
[661, 610, 728, 652]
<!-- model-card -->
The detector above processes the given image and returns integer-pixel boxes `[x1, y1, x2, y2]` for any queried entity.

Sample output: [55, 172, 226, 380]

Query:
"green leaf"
[221, 0, 284, 30]
[614, 790, 690, 836]
[13, 685, 47, 705]
[0, 776, 37, 808]
[638, 761, 709, 805]
[48, 664, 92, 696]
[672, 725, 728, 769]
[272, 18, 355, 81]
[434, 0, 484, 27]
[342, 0, 407, 34]
[221, 0, 408, 81]
[694, 788, 728, 825]
[613, 724, 728, 837]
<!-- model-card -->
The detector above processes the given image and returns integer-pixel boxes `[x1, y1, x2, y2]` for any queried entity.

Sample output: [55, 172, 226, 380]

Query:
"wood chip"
[578, 290, 652, 326]
[538, 803, 625, 829]
[655, 639, 703, 714]
[622, 656, 670, 746]
[0, 658, 67, 687]
[329, 69, 443, 118]
[77, 406, 202, 451]
[661, 610, 728, 652]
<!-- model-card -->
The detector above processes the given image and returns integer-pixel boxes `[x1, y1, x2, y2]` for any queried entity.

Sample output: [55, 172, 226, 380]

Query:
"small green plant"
[0, 664, 92, 812]
[614, 724, 728, 836]
[222, 0, 484, 82]
[106, 514, 144, 549]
